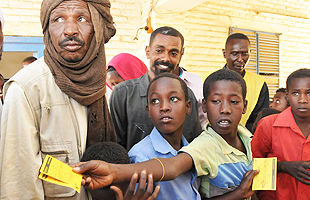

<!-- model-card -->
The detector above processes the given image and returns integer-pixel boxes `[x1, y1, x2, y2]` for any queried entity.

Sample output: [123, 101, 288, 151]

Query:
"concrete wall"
[0, 0, 309, 87]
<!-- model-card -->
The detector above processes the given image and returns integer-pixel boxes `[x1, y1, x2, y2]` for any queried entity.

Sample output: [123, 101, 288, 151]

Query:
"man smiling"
[0, 0, 116, 199]
[110, 26, 201, 151]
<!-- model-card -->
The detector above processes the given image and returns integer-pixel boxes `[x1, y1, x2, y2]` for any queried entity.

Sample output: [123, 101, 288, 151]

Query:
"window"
[230, 27, 281, 97]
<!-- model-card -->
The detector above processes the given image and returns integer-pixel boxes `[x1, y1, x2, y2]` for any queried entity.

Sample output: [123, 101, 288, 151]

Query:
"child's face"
[287, 77, 310, 119]
[203, 80, 247, 136]
[147, 77, 191, 135]
[269, 92, 288, 112]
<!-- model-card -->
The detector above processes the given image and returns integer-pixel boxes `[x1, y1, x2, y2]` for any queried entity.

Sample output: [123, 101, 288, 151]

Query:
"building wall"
[0, 0, 309, 87]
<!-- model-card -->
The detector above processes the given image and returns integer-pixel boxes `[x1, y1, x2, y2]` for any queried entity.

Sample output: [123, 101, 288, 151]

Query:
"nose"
[160, 100, 171, 112]
[160, 51, 170, 63]
[64, 18, 78, 37]
[236, 53, 243, 62]
[269, 102, 274, 108]
[298, 93, 308, 104]
[220, 101, 231, 114]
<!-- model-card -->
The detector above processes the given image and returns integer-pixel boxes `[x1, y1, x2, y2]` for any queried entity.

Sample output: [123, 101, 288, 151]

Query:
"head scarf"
[40, 0, 117, 147]
[106, 53, 148, 89]
[0, 6, 4, 30]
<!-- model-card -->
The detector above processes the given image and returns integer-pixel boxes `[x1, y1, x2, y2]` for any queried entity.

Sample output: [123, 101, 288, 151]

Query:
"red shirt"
[251, 107, 310, 200]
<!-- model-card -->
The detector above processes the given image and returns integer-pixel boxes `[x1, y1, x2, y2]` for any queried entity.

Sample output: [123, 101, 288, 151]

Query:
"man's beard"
[153, 60, 175, 75]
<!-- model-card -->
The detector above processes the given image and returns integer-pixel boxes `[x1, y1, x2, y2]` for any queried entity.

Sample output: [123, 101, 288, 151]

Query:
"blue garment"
[128, 127, 201, 200]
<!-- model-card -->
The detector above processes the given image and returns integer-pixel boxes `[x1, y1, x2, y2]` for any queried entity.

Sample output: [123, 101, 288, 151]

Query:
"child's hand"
[72, 160, 114, 189]
[278, 161, 310, 185]
[234, 170, 259, 199]
[111, 170, 160, 200]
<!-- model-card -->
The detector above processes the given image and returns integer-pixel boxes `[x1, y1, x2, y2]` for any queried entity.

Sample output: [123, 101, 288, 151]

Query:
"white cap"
[0, 6, 4, 30]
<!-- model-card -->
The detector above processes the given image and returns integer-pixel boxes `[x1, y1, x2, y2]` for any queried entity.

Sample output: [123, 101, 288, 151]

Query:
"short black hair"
[149, 26, 184, 48]
[203, 69, 247, 100]
[276, 88, 286, 93]
[22, 56, 37, 63]
[147, 72, 189, 103]
[81, 142, 129, 164]
[225, 33, 250, 49]
[286, 68, 310, 91]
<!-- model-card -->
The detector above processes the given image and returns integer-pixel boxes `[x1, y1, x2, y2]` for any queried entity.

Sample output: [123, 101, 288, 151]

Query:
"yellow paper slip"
[252, 157, 277, 191]
[39, 154, 82, 193]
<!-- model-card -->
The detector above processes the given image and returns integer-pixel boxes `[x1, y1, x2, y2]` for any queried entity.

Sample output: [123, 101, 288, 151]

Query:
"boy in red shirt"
[251, 68, 310, 200]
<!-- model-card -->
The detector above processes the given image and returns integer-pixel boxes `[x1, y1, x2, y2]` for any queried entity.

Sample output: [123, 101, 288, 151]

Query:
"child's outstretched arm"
[111, 170, 160, 200]
[202, 170, 259, 200]
[73, 153, 193, 189]
[278, 161, 310, 185]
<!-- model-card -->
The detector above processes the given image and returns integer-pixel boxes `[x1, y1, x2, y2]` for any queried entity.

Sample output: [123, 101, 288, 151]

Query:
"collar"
[150, 127, 188, 156]
[138, 73, 150, 97]
[205, 123, 252, 156]
[273, 107, 303, 134]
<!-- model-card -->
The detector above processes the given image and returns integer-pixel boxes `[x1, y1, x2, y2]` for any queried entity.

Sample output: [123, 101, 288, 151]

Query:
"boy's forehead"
[288, 77, 310, 90]
[148, 77, 183, 95]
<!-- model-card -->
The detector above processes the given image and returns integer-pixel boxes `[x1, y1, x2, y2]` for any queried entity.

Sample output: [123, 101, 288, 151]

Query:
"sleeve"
[251, 117, 273, 158]
[109, 84, 128, 149]
[246, 82, 269, 132]
[180, 134, 212, 177]
[0, 82, 44, 199]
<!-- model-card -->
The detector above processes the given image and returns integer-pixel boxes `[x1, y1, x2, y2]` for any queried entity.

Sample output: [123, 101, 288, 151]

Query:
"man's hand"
[278, 161, 310, 185]
[111, 170, 160, 200]
[72, 160, 114, 189]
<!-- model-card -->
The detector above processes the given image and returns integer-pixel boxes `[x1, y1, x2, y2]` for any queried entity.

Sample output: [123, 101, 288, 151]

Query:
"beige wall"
[0, 0, 309, 87]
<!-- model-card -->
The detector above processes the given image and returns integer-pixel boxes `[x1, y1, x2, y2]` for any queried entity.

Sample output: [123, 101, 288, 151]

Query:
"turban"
[0, 6, 4, 30]
[40, 0, 117, 146]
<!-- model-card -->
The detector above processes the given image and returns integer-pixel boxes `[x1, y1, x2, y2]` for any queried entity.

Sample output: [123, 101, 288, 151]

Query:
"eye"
[275, 99, 280, 103]
[171, 52, 178, 57]
[170, 96, 179, 102]
[151, 99, 160, 104]
[231, 52, 238, 56]
[212, 100, 220, 104]
[54, 17, 64, 23]
[292, 92, 299, 96]
[155, 49, 163, 53]
[231, 100, 240, 105]
[78, 16, 87, 22]
[242, 52, 249, 56]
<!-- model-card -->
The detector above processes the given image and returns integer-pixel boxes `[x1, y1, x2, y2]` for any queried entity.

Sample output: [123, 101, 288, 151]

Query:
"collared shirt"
[110, 73, 202, 151]
[128, 127, 201, 200]
[179, 68, 208, 127]
[181, 124, 252, 198]
[251, 107, 310, 200]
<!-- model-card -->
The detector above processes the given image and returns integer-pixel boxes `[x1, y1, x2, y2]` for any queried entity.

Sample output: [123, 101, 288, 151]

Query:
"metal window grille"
[230, 27, 281, 97]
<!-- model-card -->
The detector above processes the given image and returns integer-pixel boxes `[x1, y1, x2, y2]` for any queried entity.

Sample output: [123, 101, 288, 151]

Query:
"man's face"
[223, 39, 250, 75]
[146, 33, 183, 78]
[49, 0, 94, 62]
[0, 23, 3, 61]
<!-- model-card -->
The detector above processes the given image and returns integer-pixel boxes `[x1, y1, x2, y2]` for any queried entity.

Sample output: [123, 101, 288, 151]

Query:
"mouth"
[217, 119, 231, 128]
[62, 42, 82, 52]
[297, 108, 309, 112]
[160, 116, 173, 123]
[158, 64, 171, 70]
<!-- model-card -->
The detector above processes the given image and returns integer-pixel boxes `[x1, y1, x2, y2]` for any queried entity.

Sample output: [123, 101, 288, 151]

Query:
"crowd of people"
[0, 0, 309, 200]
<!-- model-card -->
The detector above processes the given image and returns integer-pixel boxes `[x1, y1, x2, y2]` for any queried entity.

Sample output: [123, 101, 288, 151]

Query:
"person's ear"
[146, 104, 151, 118]
[202, 98, 207, 113]
[222, 49, 226, 58]
[186, 100, 191, 115]
[181, 47, 185, 56]
[242, 99, 248, 114]
[145, 46, 150, 59]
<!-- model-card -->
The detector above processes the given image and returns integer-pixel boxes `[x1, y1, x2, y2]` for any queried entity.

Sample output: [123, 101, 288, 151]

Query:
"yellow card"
[39, 155, 82, 193]
[252, 157, 277, 190]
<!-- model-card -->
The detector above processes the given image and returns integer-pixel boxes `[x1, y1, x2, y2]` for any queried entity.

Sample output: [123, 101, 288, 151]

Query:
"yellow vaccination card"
[39, 155, 82, 193]
[252, 157, 277, 190]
